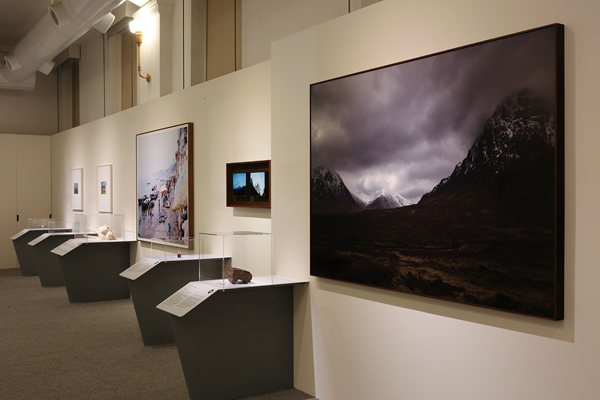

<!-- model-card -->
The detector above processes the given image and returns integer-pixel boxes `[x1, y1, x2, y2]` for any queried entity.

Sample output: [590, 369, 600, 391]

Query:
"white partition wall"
[272, 0, 600, 399]
[51, 61, 272, 262]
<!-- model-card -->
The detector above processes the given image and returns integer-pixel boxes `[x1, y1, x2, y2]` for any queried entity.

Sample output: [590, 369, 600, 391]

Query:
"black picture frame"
[310, 24, 564, 320]
[226, 160, 271, 208]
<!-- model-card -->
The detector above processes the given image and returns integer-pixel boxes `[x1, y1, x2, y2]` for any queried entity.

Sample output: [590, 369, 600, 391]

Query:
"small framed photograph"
[226, 160, 271, 208]
[97, 164, 112, 213]
[71, 168, 83, 211]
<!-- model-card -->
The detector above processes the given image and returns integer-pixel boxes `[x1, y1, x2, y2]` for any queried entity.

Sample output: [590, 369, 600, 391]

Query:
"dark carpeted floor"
[0, 268, 315, 400]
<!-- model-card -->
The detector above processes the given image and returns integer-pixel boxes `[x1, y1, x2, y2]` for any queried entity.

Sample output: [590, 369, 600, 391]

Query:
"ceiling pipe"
[1, 0, 124, 84]
[94, 12, 117, 33]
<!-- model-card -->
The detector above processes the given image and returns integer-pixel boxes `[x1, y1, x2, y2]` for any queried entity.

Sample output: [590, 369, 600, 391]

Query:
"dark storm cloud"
[311, 26, 558, 202]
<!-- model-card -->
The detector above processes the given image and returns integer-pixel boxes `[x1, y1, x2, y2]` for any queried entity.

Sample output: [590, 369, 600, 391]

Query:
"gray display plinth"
[52, 239, 134, 303]
[29, 233, 75, 287]
[122, 256, 226, 346]
[11, 229, 70, 276]
[159, 277, 306, 400]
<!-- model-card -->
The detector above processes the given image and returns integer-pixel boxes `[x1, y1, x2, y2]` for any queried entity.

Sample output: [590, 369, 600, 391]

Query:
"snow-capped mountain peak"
[311, 166, 412, 213]
[311, 166, 349, 197]
[420, 88, 556, 205]
[311, 166, 361, 213]
[365, 189, 412, 210]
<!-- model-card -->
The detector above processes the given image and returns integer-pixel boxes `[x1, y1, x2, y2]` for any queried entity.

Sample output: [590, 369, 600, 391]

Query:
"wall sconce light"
[129, 20, 151, 83]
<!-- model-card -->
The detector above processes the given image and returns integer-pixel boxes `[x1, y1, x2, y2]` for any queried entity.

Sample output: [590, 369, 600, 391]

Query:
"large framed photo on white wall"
[136, 123, 193, 249]
[310, 24, 565, 320]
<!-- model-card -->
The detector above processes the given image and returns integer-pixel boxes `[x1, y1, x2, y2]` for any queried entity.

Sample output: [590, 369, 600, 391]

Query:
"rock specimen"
[227, 267, 252, 284]
[85, 225, 117, 240]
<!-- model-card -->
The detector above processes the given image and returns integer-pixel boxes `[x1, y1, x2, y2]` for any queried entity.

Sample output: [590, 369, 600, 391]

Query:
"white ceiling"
[0, 0, 51, 50]
[0, 0, 147, 52]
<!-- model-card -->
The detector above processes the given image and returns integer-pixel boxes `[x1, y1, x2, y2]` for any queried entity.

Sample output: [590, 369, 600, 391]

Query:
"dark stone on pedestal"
[227, 267, 252, 283]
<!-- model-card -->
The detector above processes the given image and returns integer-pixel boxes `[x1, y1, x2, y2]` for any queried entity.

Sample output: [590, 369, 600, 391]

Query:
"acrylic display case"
[198, 231, 273, 289]
[11, 217, 60, 276]
[28, 217, 53, 228]
[50, 214, 136, 303]
[48, 220, 81, 234]
[156, 231, 308, 399]
[28, 220, 80, 287]
[121, 237, 226, 345]
[170, 284, 294, 400]
[72, 214, 133, 241]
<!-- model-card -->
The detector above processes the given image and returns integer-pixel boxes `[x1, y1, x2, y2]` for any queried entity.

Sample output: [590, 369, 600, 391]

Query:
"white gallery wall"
[51, 61, 272, 261]
[271, 0, 600, 399]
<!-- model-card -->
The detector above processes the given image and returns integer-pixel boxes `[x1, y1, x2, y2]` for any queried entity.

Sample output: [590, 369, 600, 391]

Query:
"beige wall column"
[134, 0, 181, 105]
[185, 0, 207, 87]
[16, 135, 52, 232]
[0, 72, 58, 135]
[0, 135, 18, 269]
[206, 0, 237, 80]
[158, 0, 175, 97]
[0, 134, 51, 270]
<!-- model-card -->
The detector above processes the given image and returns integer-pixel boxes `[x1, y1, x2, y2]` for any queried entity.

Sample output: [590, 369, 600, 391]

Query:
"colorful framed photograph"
[136, 123, 193, 248]
[310, 24, 564, 320]
[97, 164, 112, 213]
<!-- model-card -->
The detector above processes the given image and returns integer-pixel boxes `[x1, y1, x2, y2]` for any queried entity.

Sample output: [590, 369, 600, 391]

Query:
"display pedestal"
[122, 255, 226, 346]
[52, 239, 134, 303]
[159, 277, 306, 400]
[29, 233, 77, 287]
[11, 229, 53, 276]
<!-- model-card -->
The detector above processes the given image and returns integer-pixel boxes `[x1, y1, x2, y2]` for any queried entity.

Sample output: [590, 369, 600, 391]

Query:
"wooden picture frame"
[226, 160, 271, 208]
[136, 123, 193, 249]
[310, 24, 565, 320]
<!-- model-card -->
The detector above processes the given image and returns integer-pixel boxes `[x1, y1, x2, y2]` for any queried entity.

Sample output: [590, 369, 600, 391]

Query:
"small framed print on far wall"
[226, 160, 271, 208]
[71, 168, 83, 211]
[97, 164, 112, 213]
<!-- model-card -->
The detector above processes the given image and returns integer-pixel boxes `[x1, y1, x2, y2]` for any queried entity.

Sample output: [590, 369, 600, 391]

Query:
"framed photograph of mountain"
[250, 172, 267, 198]
[226, 160, 271, 208]
[71, 168, 83, 211]
[136, 123, 193, 249]
[233, 173, 247, 196]
[310, 24, 565, 320]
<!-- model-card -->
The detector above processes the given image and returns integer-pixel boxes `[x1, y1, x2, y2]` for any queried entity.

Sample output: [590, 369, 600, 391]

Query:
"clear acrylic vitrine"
[28, 217, 54, 229]
[198, 231, 273, 289]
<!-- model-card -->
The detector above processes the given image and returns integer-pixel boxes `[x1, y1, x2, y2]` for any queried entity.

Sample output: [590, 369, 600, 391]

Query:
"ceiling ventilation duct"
[0, 0, 124, 87]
